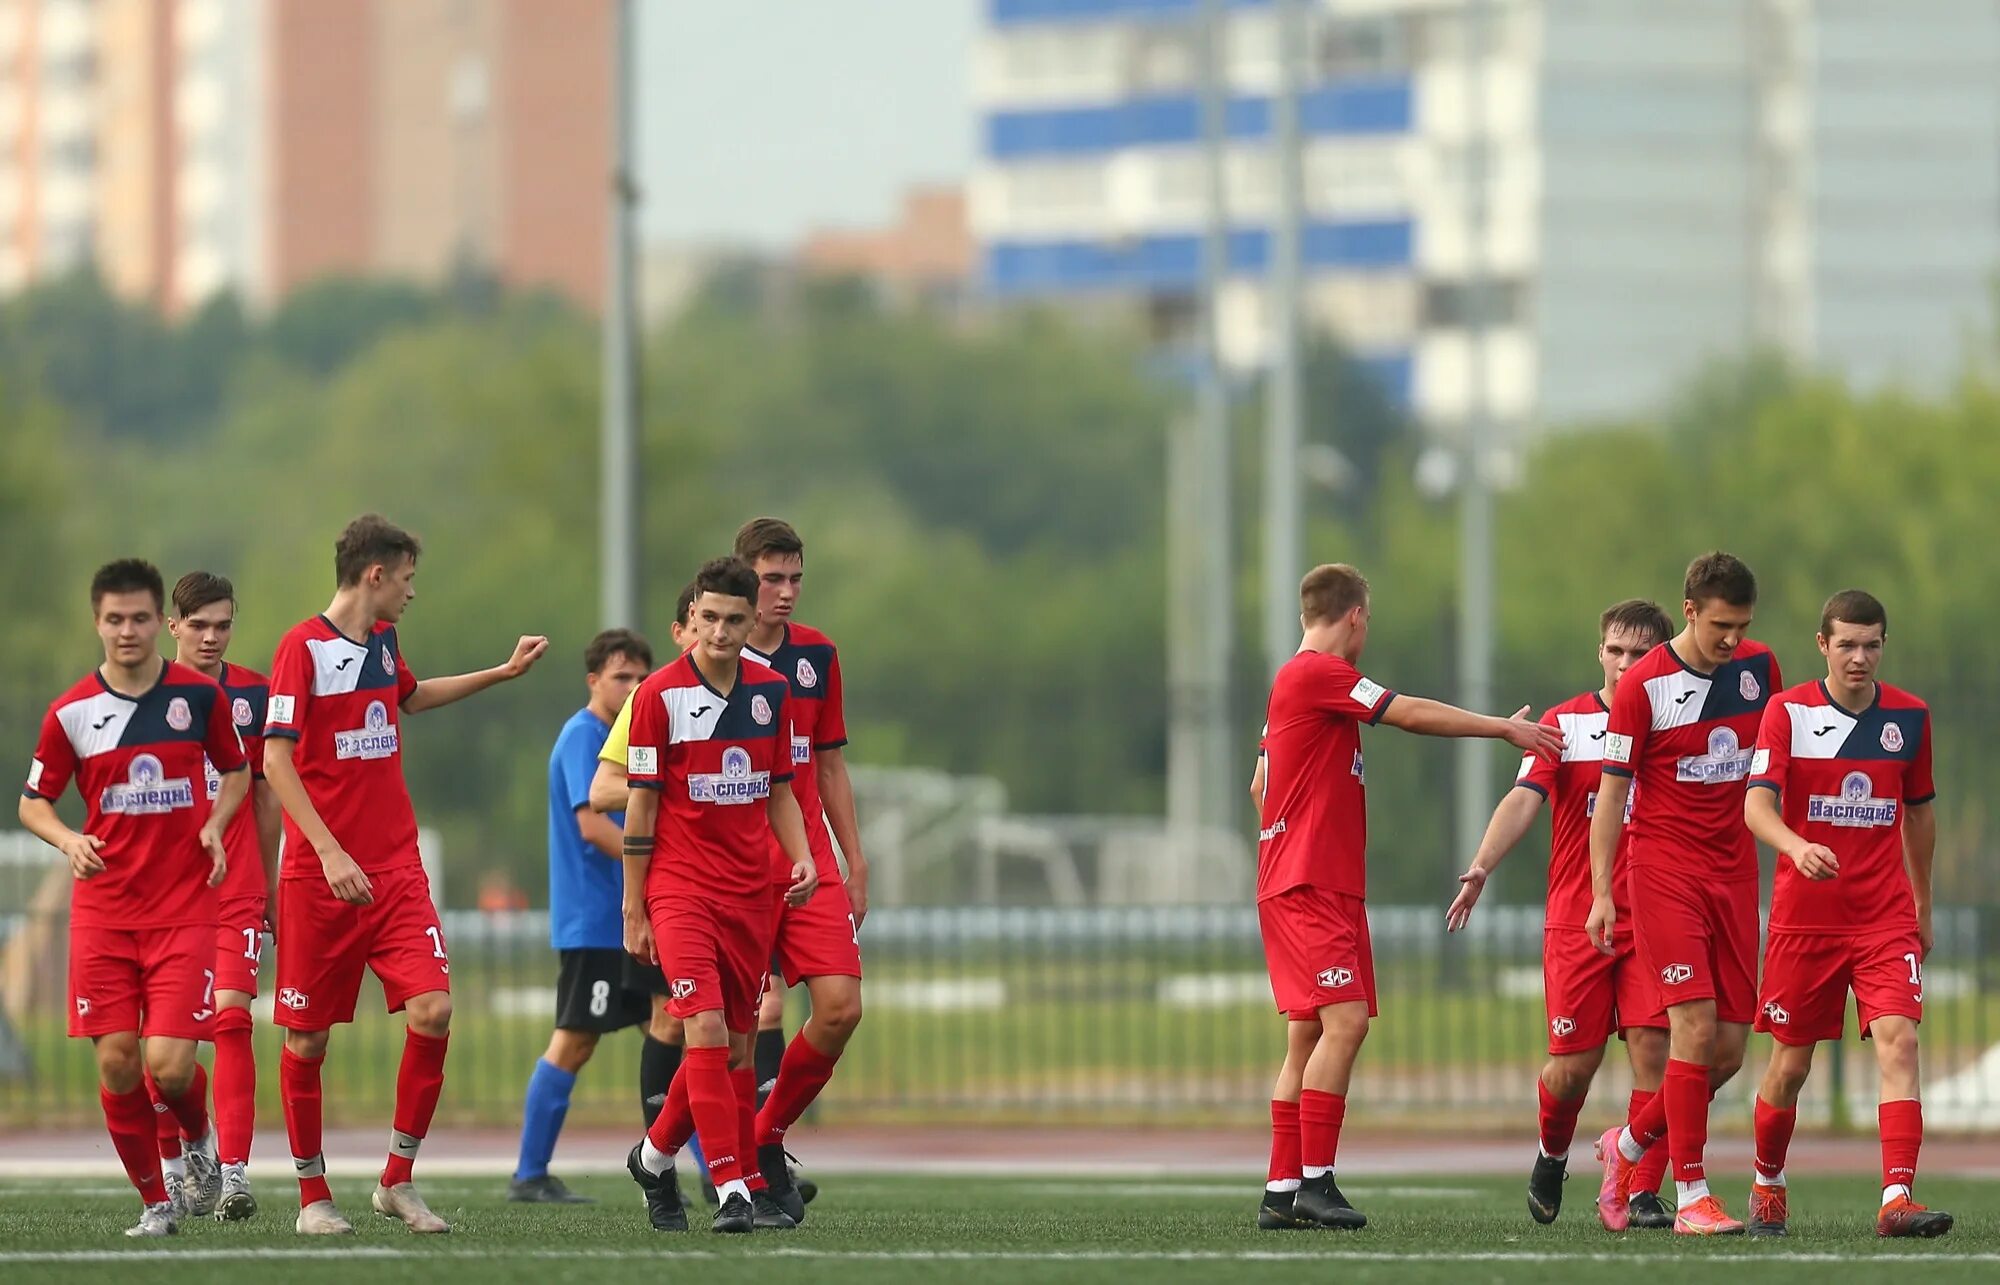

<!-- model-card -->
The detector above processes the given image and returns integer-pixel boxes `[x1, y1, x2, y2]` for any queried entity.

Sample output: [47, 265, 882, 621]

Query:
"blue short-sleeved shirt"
[548, 707, 623, 950]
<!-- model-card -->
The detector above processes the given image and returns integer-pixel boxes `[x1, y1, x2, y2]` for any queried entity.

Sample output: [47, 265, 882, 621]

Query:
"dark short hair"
[733, 517, 804, 564]
[1683, 551, 1756, 609]
[1599, 598, 1671, 647]
[171, 571, 235, 620]
[1300, 563, 1369, 627]
[584, 628, 653, 674]
[92, 558, 165, 612]
[692, 557, 759, 609]
[674, 581, 698, 627]
[334, 513, 422, 587]
[1821, 589, 1887, 639]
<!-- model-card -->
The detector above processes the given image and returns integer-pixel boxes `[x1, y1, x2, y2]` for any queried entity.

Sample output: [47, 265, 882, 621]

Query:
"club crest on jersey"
[1661, 963, 1694, 986]
[1739, 670, 1760, 702]
[1316, 967, 1355, 989]
[381, 645, 396, 676]
[796, 658, 818, 689]
[334, 700, 399, 761]
[1807, 770, 1897, 828]
[688, 745, 771, 805]
[1762, 1001, 1790, 1026]
[100, 753, 196, 815]
[1551, 1016, 1577, 1038]
[751, 694, 772, 725]
[232, 697, 253, 727]
[1675, 726, 1753, 784]
[166, 696, 192, 731]
[1881, 721, 1904, 752]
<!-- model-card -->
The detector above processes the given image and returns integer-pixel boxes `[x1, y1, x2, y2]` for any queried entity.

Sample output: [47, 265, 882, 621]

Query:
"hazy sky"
[637, 2, 978, 249]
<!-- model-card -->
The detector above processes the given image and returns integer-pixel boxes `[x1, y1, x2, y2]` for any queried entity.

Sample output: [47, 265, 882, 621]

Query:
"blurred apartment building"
[972, 0, 2000, 431]
[0, 0, 609, 314]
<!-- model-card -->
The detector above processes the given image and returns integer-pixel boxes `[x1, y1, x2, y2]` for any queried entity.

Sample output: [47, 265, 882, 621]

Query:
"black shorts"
[622, 949, 669, 997]
[555, 948, 652, 1033]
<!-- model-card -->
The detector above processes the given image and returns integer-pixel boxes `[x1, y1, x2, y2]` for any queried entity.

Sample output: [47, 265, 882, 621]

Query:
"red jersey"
[1256, 650, 1395, 902]
[263, 616, 420, 878]
[743, 622, 847, 883]
[1750, 680, 1933, 935]
[627, 652, 794, 901]
[202, 662, 270, 904]
[1515, 690, 1638, 930]
[1603, 639, 1779, 883]
[24, 661, 247, 930]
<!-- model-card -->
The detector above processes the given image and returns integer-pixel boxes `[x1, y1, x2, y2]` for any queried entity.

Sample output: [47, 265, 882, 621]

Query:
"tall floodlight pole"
[1264, 0, 1306, 678]
[602, 0, 642, 631]
[1455, 0, 1496, 885]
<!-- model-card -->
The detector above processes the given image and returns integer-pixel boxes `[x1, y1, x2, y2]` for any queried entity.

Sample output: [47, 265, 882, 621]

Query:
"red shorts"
[650, 891, 772, 1033]
[69, 923, 215, 1041]
[213, 897, 267, 997]
[1543, 928, 1668, 1055]
[1632, 873, 1759, 1024]
[1258, 886, 1376, 1021]
[770, 877, 863, 987]
[1756, 928, 1925, 1046]
[272, 863, 449, 1029]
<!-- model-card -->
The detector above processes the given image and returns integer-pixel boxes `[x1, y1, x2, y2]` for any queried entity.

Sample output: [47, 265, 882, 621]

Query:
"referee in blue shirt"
[509, 628, 654, 1202]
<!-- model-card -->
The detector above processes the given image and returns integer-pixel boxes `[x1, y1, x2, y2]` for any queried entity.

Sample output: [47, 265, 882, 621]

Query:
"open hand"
[1445, 867, 1487, 932]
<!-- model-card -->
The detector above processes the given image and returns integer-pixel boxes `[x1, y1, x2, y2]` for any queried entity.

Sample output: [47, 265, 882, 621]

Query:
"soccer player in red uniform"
[18, 559, 249, 1237]
[734, 518, 864, 1224]
[1446, 599, 1674, 1227]
[152, 572, 282, 1221]
[1256, 564, 1562, 1230]
[1741, 590, 1951, 1238]
[622, 557, 818, 1234]
[1589, 552, 1778, 1236]
[263, 515, 548, 1236]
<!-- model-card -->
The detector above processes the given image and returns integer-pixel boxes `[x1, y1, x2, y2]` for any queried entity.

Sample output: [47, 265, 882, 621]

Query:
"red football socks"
[382, 1029, 449, 1188]
[733, 1067, 767, 1192]
[280, 1046, 332, 1208]
[1298, 1089, 1346, 1173]
[212, 1007, 256, 1166]
[1627, 1083, 1669, 1150]
[679, 1047, 741, 1186]
[145, 1069, 181, 1159]
[1537, 1077, 1584, 1157]
[1628, 1090, 1670, 1194]
[1880, 1098, 1923, 1192]
[102, 1084, 169, 1205]
[1753, 1096, 1796, 1181]
[1664, 1057, 1710, 1183]
[648, 1063, 696, 1154]
[755, 1032, 840, 1148]
[1268, 1098, 1302, 1185]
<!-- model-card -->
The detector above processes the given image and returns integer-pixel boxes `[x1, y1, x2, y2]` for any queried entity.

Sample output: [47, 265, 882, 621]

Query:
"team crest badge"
[166, 697, 192, 731]
[796, 658, 818, 689]
[751, 694, 772, 725]
[1881, 722, 1904, 752]
[232, 697, 253, 727]
[1739, 670, 1760, 701]
[381, 646, 396, 676]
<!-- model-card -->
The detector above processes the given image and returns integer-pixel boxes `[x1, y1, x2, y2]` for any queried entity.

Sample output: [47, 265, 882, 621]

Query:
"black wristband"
[622, 836, 656, 857]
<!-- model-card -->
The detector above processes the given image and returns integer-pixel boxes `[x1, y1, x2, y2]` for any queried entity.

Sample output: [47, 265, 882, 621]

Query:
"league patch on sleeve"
[1603, 732, 1632, 765]
[268, 695, 296, 725]
[1750, 748, 1770, 776]
[629, 746, 659, 777]
[26, 758, 43, 791]
[1350, 677, 1387, 709]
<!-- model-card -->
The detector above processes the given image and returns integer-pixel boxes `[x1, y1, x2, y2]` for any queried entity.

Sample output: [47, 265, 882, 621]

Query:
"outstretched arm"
[405, 635, 549, 713]
[1379, 696, 1564, 756]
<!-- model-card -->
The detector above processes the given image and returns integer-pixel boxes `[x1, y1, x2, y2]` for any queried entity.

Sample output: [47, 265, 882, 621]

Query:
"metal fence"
[6, 865, 1999, 1133]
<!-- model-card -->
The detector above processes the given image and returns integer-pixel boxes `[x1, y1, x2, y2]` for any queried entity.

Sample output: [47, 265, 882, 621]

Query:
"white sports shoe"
[372, 1182, 450, 1234]
[182, 1132, 222, 1217]
[125, 1201, 179, 1238]
[216, 1163, 257, 1222]
[294, 1199, 354, 1235]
